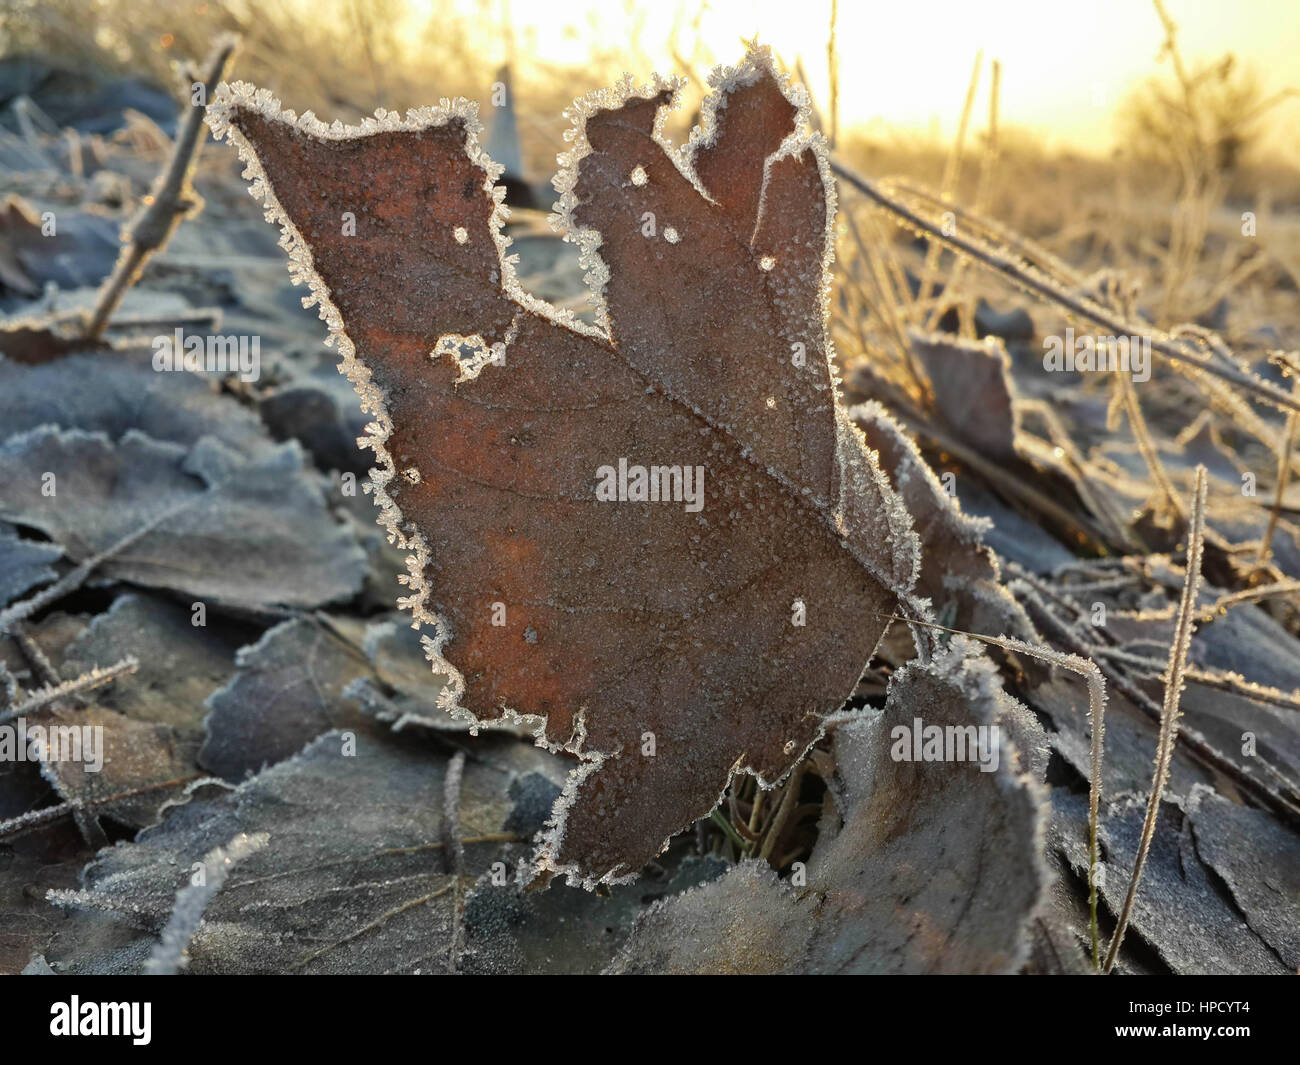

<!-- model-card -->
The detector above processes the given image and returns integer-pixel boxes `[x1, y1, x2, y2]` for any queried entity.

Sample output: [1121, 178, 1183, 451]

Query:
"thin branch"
[84, 35, 238, 339]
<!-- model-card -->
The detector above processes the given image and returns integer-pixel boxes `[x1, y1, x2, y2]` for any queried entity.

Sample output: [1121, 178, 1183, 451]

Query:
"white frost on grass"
[143, 831, 269, 975]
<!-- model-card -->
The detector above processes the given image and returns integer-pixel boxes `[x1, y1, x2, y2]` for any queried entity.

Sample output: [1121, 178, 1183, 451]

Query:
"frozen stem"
[1102, 466, 1207, 974]
[84, 34, 238, 340]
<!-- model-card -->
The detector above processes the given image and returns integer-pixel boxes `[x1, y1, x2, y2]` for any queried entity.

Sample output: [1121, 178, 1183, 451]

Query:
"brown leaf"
[207, 49, 920, 884]
[852, 399, 1035, 640]
[912, 330, 1021, 462]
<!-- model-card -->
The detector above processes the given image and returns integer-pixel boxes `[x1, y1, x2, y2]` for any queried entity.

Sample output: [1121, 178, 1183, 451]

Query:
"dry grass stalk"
[1102, 466, 1208, 973]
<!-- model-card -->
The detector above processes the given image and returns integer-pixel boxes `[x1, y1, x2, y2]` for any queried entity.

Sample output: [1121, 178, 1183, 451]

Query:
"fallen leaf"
[0, 521, 62, 608]
[463, 852, 728, 975]
[0, 349, 271, 457]
[911, 330, 1021, 462]
[60, 592, 244, 733]
[0, 427, 367, 613]
[609, 639, 1048, 972]
[1186, 785, 1300, 969]
[1054, 790, 1289, 974]
[207, 48, 920, 884]
[35, 702, 194, 830]
[44, 729, 561, 974]
[198, 616, 375, 781]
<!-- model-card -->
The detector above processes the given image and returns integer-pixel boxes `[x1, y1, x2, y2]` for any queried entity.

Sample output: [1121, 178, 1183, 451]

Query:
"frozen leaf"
[1173, 678, 1300, 810]
[912, 331, 1021, 462]
[1031, 673, 1213, 801]
[143, 831, 269, 975]
[606, 859, 810, 974]
[35, 702, 195, 830]
[1, 858, 81, 974]
[1193, 601, 1300, 694]
[0, 818, 88, 974]
[852, 399, 1034, 640]
[1186, 785, 1300, 969]
[611, 640, 1047, 972]
[198, 616, 375, 780]
[43, 729, 561, 974]
[1055, 790, 1289, 974]
[799, 639, 1047, 973]
[463, 853, 728, 975]
[207, 48, 920, 884]
[0, 203, 120, 292]
[0, 350, 272, 457]
[60, 592, 243, 734]
[18, 593, 243, 832]
[0, 521, 62, 608]
[0, 427, 367, 612]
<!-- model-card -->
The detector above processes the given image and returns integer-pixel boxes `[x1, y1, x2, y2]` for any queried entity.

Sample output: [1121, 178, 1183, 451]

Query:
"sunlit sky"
[436, 0, 1300, 156]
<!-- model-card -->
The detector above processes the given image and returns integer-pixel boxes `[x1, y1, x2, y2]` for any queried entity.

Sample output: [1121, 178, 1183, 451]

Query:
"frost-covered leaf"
[1031, 673, 1214, 801]
[35, 702, 195, 829]
[606, 858, 811, 974]
[207, 48, 921, 884]
[852, 399, 1034, 640]
[0, 804, 89, 975]
[43, 729, 562, 974]
[16, 595, 241, 834]
[1186, 785, 1300, 969]
[0, 427, 367, 612]
[143, 831, 269, 975]
[912, 331, 1020, 462]
[60, 592, 243, 733]
[198, 616, 375, 780]
[610, 640, 1047, 972]
[0, 521, 62, 608]
[1193, 601, 1300, 694]
[1054, 790, 1290, 974]
[463, 852, 728, 975]
[1173, 677, 1300, 809]
[0, 350, 271, 457]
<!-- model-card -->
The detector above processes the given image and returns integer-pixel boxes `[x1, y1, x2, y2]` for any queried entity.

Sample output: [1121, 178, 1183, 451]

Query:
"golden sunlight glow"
[428, 0, 1300, 156]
